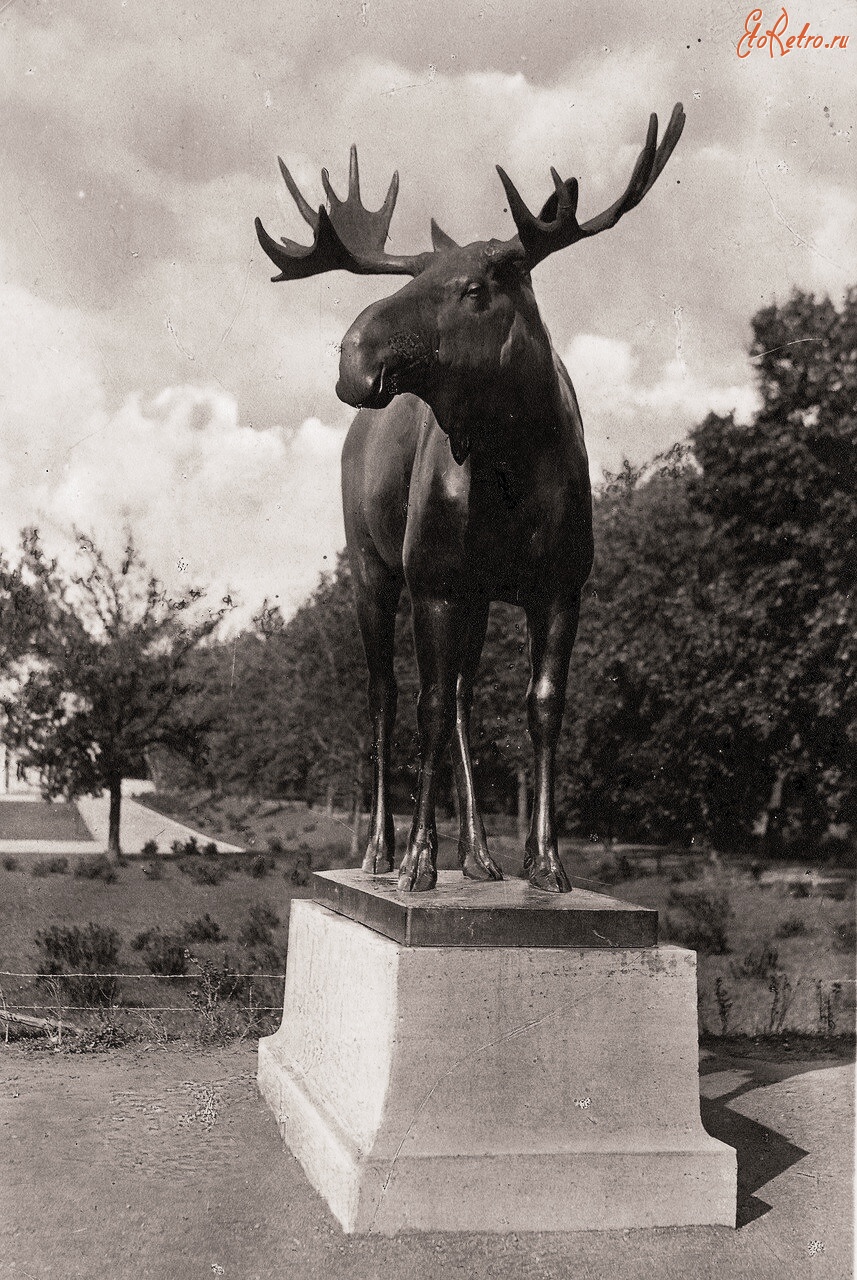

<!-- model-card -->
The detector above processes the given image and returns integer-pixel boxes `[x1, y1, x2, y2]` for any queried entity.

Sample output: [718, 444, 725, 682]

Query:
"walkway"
[0, 794, 243, 856]
[2, 1044, 852, 1279]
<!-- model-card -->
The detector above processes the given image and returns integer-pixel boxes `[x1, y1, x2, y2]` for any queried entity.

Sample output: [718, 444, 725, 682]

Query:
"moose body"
[256, 104, 684, 892]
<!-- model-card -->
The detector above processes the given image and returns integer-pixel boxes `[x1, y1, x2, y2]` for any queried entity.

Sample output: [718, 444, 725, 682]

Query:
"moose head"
[256, 105, 685, 464]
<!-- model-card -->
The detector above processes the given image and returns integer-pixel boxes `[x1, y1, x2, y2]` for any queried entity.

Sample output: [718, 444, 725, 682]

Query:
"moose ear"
[484, 240, 527, 280]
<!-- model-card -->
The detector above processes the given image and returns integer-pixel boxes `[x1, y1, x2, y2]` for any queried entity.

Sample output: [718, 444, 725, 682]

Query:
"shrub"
[824, 880, 849, 902]
[669, 860, 702, 885]
[35, 923, 121, 1004]
[267, 836, 285, 856]
[238, 902, 280, 948]
[767, 971, 795, 1035]
[250, 854, 271, 879]
[32, 856, 70, 875]
[596, 858, 622, 886]
[731, 942, 780, 980]
[69, 1009, 129, 1053]
[187, 954, 248, 1043]
[133, 928, 188, 976]
[714, 976, 733, 1035]
[74, 855, 118, 883]
[2, 855, 19, 871]
[290, 847, 313, 886]
[665, 890, 732, 954]
[141, 840, 159, 858]
[143, 857, 163, 880]
[182, 913, 226, 944]
[788, 880, 811, 899]
[177, 857, 228, 886]
[203, 842, 219, 858]
[816, 980, 844, 1035]
[775, 914, 809, 939]
[832, 921, 856, 953]
[244, 941, 286, 974]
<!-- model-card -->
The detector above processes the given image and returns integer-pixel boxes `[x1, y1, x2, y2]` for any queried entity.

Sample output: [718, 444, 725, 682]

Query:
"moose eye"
[464, 282, 487, 302]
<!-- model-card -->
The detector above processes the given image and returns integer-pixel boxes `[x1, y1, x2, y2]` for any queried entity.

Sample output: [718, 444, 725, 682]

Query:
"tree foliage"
[1, 530, 224, 855]
[554, 288, 856, 852]
[690, 288, 857, 848]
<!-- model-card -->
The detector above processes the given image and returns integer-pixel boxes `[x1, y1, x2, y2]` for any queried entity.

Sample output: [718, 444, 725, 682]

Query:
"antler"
[255, 145, 432, 281]
[497, 103, 685, 269]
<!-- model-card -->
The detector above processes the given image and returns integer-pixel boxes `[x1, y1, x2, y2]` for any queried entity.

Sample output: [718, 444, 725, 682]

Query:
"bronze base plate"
[311, 869, 657, 948]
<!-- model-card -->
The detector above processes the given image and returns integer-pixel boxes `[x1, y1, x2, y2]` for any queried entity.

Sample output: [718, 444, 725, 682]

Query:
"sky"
[1, 0, 855, 621]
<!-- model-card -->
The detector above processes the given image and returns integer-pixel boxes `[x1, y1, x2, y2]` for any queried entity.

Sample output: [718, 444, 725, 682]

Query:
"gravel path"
[1, 1043, 852, 1280]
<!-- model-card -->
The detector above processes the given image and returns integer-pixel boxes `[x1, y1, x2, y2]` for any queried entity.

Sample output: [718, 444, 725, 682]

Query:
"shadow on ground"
[698, 1051, 841, 1227]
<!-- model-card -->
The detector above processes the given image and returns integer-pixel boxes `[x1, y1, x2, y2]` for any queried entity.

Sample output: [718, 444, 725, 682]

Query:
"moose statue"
[256, 105, 685, 894]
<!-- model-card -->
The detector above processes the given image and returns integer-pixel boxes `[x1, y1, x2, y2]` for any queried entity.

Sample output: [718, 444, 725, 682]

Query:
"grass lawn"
[0, 794, 854, 1044]
[0, 799, 93, 841]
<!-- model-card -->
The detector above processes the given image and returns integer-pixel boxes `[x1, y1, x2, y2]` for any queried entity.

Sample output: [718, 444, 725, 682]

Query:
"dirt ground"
[1, 1041, 853, 1280]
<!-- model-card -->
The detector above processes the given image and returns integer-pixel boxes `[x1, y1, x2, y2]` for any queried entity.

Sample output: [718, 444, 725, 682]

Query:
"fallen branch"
[0, 1009, 84, 1036]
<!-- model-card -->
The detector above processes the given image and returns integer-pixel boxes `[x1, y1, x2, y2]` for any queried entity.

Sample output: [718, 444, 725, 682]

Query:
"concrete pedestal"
[258, 878, 736, 1234]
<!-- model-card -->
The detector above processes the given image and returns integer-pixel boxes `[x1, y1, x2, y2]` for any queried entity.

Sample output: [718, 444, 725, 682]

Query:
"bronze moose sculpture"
[256, 105, 685, 893]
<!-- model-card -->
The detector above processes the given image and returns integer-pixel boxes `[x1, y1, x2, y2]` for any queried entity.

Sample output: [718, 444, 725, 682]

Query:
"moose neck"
[426, 307, 561, 468]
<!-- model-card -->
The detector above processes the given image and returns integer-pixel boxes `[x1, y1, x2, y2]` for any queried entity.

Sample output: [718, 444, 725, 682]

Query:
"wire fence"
[0, 960, 290, 1045]
[1, 966, 855, 1046]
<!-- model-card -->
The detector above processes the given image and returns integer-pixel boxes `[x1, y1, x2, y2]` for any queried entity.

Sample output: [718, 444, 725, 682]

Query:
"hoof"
[528, 857, 572, 894]
[397, 849, 437, 893]
[361, 848, 394, 875]
[461, 847, 504, 882]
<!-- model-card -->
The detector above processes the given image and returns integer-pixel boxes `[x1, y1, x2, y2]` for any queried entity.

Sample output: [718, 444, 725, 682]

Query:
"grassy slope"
[1, 792, 854, 1038]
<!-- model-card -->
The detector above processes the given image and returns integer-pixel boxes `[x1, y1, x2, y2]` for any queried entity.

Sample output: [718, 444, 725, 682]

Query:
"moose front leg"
[350, 551, 402, 876]
[398, 595, 467, 893]
[523, 592, 581, 893]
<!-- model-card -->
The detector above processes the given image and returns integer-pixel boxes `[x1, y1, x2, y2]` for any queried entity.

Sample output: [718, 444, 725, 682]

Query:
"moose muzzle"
[336, 287, 435, 410]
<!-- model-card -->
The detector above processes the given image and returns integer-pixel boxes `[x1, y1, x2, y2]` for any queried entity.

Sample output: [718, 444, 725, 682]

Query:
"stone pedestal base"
[258, 896, 735, 1234]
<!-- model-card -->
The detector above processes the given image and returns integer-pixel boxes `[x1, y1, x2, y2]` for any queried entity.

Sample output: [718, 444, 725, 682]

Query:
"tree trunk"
[516, 765, 528, 843]
[325, 779, 335, 816]
[107, 778, 122, 860]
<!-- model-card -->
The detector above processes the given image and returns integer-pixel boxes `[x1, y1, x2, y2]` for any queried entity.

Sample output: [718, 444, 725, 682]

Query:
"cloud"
[47, 388, 347, 620]
[1, 0, 854, 621]
[565, 333, 759, 477]
[0, 266, 345, 620]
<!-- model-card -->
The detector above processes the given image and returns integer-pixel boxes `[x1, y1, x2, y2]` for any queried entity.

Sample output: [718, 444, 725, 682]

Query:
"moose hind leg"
[452, 602, 502, 882]
[523, 593, 581, 893]
[353, 555, 401, 875]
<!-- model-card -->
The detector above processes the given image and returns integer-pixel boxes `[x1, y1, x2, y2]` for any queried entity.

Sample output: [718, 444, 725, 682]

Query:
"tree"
[471, 603, 531, 835]
[690, 288, 857, 850]
[553, 288, 856, 854]
[1, 529, 224, 857]
[198, 554, 378, 849]
[282, 554, 379, 854]
[554, 455, 735, 844]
